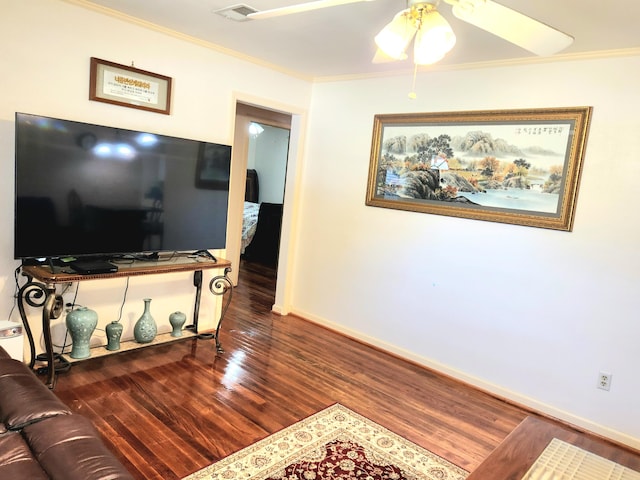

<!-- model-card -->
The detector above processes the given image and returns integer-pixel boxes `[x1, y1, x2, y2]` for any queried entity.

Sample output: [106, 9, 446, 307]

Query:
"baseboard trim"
[290, 307, 640, 452]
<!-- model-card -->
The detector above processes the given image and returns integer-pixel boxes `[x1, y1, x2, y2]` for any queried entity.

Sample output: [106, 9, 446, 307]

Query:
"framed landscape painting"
[365, 107, 592, 231]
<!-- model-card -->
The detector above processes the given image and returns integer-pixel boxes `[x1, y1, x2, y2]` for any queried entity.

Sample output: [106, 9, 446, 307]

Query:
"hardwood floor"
[51, 259, 640, 479]
[467, 416, 640, 479]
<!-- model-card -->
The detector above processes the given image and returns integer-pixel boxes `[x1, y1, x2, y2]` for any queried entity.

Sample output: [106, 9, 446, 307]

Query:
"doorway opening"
[230, 103, 292, 295]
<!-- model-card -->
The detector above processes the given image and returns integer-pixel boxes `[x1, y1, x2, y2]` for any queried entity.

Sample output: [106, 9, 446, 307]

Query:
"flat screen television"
[14, 112, 232, 263]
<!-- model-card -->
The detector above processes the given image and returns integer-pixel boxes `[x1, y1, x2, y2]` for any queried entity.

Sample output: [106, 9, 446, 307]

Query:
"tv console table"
[17, 254, 233, 389]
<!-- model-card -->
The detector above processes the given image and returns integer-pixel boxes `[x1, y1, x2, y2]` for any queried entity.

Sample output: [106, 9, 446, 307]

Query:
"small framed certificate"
[89, 57, 172, 115]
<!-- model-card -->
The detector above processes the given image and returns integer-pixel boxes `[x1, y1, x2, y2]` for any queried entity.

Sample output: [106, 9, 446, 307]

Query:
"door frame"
[227, 95, 306, 315]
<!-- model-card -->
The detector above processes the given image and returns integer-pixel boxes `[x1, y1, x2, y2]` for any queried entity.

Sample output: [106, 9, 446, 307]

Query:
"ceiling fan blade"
[447, 0, 573, 56]
[248, 0, 374, 20]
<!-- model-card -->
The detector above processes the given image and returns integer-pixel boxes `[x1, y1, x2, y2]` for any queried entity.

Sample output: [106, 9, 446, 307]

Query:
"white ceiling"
[82, 0, 640, 79]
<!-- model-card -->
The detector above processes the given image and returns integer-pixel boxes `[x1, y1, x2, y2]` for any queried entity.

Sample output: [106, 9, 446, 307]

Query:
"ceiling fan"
[247, 0, 574, 65]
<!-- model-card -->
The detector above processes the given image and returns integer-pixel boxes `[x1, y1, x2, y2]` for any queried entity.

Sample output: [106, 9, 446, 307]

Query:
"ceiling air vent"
[214, 4, 258, 21]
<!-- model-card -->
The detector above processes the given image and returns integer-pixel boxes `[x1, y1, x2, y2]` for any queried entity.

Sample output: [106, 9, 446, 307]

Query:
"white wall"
[247, 124, 289, 203]
[0, 0, 311, 355]
[292, 56, 640, 448]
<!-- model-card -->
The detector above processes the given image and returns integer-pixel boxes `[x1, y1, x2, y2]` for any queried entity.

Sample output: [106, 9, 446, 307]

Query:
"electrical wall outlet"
[597, 371, 612, 391]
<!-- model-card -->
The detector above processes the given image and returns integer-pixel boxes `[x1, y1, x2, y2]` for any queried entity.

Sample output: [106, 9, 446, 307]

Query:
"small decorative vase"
[65, 306, 98, 359]
[169, 311, 187, 337]
[105, 321, 123, 351]
[134, 298, 157, 343]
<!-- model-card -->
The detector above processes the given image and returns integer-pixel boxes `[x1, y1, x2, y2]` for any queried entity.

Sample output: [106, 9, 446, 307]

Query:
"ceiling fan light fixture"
[413, 10, 456, 64]
[374, 9, 417, 59]
[413, 38, 446, 64]
[372, 48, 408, 63]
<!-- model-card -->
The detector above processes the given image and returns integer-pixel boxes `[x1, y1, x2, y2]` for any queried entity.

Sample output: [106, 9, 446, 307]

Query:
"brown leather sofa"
[0, 346, 133, 479]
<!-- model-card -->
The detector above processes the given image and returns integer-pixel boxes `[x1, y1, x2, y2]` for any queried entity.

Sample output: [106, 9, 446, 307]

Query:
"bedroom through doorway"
[233, 103, 291, 294]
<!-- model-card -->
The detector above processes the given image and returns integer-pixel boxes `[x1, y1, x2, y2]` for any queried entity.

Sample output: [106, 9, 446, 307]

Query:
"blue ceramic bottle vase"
[134, 298, 157, 343]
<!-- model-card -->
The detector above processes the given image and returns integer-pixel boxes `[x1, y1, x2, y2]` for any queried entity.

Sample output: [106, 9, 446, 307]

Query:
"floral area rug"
[183, 403, 468, 480]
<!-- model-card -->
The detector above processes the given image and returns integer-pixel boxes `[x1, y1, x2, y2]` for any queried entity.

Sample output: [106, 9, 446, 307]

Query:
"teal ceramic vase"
[105, 321, 123, 351]
[65, 306, 98, 359]
[134, 298, 157, 343]
[169, 311, 187, 337]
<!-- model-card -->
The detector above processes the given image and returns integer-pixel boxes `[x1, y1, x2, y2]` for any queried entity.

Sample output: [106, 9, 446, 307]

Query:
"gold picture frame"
[89, 57, 172, 115]
[366, 107, 592, 231]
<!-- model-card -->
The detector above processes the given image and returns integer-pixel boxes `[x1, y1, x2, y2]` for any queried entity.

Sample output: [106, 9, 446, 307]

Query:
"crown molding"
[62, 1, 640, 84]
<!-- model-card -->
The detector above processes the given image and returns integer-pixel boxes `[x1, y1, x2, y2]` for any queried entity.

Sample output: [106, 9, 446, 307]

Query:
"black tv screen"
[14, 112, 231, 260]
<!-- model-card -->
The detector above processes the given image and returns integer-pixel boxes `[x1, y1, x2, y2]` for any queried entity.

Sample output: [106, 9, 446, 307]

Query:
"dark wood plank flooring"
[51, 259, 640, 479]
[467, 416, 640, 479]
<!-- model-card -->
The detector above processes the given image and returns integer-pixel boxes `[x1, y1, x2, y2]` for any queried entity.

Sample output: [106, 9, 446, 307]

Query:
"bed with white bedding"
[241, 169, 283, 266]
[241, 201, 260, 254]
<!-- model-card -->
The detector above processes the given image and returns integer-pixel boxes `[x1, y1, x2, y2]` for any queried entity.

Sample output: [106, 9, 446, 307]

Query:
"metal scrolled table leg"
[209, 267, 233, 354]
[187, 269, 215, 339]
[17, 275, 65, 388]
